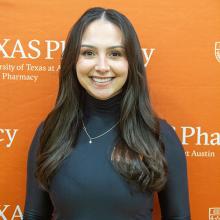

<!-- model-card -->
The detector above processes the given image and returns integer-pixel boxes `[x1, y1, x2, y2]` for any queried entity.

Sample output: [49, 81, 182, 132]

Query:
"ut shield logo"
[215, 42, 220, 62]
[209, 208, 220, 220]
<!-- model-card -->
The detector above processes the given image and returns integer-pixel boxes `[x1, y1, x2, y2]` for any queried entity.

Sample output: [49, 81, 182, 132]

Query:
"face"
[76, 19, 129, 100]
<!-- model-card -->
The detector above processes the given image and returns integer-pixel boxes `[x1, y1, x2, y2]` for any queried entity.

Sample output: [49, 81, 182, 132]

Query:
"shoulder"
[158, 118, 181, 144]
[31, 121, 45, 143]
[158, 118, 176, 139]
[35, 121, 45, 135]
[28, 121, 45, 156]
[158, 118, 185, 160]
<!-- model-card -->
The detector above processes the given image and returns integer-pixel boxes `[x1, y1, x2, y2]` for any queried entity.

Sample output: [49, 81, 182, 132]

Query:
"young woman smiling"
[23, 7, 191, 220]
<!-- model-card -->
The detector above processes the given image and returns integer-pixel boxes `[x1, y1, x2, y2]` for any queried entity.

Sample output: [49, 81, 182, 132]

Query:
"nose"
[95, 55, 110, 73]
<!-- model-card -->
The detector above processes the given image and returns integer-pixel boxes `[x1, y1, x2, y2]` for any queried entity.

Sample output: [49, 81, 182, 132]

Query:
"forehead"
[81, 19, 124, 46]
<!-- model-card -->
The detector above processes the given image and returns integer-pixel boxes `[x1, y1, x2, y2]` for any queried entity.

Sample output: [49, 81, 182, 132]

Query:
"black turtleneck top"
[23, 91, 191, 220]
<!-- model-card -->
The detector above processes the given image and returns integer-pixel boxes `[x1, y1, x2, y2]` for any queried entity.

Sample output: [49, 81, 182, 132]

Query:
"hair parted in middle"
[35, 7, 168, 193]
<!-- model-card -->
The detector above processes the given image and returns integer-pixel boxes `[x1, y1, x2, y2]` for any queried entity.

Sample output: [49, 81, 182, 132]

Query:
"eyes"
[80, 49, 125, 58]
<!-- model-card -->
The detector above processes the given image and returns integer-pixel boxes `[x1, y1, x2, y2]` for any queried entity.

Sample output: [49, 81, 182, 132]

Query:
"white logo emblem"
[215, 42, 220, 62]
[209, 208, 220, 220]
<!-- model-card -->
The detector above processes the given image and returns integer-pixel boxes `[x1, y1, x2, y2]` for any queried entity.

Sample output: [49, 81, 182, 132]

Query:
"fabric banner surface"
[0, 0, 219, 219]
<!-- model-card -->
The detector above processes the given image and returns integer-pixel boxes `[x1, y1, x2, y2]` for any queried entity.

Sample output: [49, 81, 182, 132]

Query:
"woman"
[23, 7, 191, 220]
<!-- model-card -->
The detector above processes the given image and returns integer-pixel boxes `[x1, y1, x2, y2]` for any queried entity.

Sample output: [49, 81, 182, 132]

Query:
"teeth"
[92, 77, 113, 83]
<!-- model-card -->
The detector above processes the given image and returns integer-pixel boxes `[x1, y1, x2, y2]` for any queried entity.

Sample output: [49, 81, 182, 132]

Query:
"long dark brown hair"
[35, 7, 168, 192]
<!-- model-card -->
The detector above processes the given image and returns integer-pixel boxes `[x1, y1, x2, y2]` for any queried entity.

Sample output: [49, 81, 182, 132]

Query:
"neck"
[83, 91, 123, 118]
[81, 90, 122, 138]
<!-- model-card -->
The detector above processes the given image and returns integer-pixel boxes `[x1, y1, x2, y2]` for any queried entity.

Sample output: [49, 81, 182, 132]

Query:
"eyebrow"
[81, 44, 125, 49]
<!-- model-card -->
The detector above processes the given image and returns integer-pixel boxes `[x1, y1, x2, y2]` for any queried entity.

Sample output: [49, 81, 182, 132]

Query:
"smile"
[89, 76, 115, 87]
[91, 77, 114, 83]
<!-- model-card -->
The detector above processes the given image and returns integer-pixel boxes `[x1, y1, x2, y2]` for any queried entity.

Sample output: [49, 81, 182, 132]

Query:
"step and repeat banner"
[0, 0, 219, 219]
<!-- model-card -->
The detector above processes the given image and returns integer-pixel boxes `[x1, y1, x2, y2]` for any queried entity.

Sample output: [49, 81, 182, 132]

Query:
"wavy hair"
[35, 7, 168, 192]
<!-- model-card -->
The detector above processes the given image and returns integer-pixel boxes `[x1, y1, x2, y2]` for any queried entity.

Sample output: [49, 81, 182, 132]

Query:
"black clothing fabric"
[23, 92, 191, 220]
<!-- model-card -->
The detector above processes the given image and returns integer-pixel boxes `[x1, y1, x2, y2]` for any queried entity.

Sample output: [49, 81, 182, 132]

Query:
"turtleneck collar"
[83, 90, 123, 116]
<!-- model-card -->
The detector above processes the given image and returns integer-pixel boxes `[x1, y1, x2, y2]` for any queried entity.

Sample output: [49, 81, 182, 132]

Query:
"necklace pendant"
[82, 119, 119, 145]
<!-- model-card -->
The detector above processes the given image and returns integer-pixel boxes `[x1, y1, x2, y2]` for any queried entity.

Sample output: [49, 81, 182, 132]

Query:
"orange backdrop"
[0, 0, 219, 219]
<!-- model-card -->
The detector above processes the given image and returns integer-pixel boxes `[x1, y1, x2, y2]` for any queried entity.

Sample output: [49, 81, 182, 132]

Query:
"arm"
[23, 122, 53, 220]
[158, 119, 191, 220]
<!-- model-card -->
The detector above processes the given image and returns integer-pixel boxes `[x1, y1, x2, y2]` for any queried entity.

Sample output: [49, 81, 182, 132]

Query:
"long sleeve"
[158, 119, 191, 220]
[23, 122, 53, 220]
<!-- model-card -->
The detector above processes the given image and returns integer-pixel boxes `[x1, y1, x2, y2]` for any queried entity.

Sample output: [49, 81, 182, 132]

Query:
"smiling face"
[76, 19, 129, 100]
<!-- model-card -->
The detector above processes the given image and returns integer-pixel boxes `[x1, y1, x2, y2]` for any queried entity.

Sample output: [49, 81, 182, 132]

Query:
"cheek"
[76, 58, 95, 76]
[111, 60, 129, 77]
